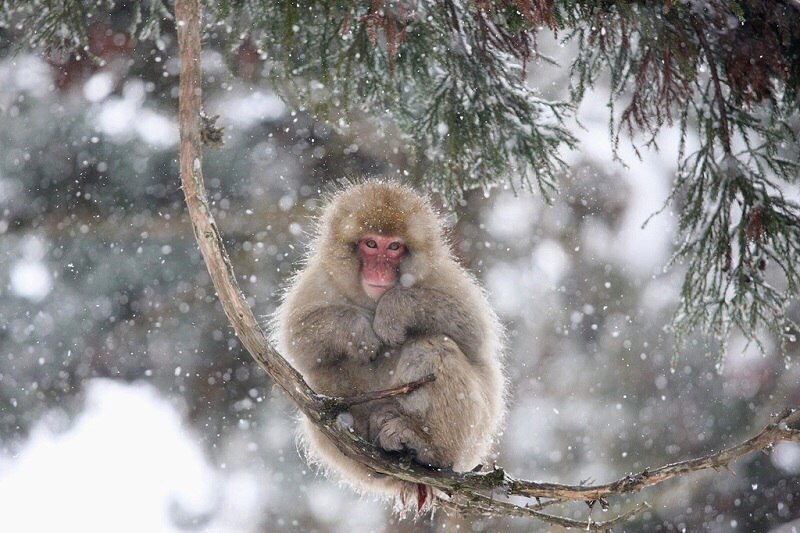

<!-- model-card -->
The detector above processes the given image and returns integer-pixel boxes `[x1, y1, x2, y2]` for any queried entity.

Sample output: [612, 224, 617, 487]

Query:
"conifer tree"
[2, 0, 799, 358]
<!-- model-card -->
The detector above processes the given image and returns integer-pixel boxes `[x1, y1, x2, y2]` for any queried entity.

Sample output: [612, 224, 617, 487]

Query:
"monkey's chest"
[309, 346, 399, 397]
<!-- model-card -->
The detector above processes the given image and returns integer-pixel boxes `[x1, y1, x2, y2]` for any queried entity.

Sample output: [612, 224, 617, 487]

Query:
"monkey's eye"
[365, 239, 378, 249]
[388, 242, 401, 251]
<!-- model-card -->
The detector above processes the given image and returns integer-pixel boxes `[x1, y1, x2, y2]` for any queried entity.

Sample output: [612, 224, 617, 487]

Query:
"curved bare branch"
[175, 0, 800, 528]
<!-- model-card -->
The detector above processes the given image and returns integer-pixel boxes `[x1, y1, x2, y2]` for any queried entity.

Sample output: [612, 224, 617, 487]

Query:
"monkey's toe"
[374, 417, 442, 468]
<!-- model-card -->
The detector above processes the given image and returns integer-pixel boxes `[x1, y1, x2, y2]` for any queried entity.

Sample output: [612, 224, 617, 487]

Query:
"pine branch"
[5, 1, 799, 352]
[690, 16, 730, 154]
[176, 1, 800, 528]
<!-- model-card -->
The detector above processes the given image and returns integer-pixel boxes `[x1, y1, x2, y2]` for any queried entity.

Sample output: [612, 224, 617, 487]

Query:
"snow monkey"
[274, 180, 505, 510]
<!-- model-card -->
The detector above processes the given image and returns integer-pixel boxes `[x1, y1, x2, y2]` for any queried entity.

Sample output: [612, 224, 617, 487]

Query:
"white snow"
[217, 90, 286, 128]
[531, 240, 569, 285]
[96, 97, 138, 137]
[136, 111, 180, 147]
[771, 442, 800, 474]
[93, 79, 177, 147]
[9, 237, 53, 301]
[485, 194, 538, 239]
[96, 97, 178, 147]
[566, 96, 682, 277]
[0, 379, 263, 533]
[2, 55, 51, 97]
[83, 72, 115, 102]
[10, 261, 52, 301]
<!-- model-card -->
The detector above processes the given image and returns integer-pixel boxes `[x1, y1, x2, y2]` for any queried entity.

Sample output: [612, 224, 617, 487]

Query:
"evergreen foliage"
[2, 0, 799, 353]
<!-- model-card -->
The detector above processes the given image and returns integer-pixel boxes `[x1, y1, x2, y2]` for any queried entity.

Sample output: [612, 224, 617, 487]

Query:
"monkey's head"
[316, 181, 447, 305]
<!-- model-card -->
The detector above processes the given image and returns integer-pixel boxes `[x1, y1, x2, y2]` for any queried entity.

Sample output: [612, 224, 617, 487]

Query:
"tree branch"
[502, 407, 800, 501]
[175, 0, 800, 528]
[333, 374, 437, 410]
[691, 16, 731, 154]
[442, 495, 651, 531]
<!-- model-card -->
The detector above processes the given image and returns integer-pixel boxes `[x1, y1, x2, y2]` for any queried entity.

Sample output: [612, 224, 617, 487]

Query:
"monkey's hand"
[346, 314, 382, 363]
[373, 288, 415, 347]
[374, 286, 484, 360]
[290, 306, 380, 366]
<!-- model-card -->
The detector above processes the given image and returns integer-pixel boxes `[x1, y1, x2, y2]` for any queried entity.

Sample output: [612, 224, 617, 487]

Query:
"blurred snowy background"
[1, 20, 799, 533]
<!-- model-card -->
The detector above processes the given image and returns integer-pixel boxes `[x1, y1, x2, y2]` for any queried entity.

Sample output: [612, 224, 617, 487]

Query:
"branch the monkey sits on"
[274, 181, 506, 511]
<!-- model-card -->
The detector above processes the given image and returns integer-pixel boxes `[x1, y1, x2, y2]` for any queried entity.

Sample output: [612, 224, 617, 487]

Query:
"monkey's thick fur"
[273, 181, 506, 510]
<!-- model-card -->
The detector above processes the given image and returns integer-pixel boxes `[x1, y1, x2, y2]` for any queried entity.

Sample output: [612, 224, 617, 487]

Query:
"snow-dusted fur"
[272, 180, 506, 512]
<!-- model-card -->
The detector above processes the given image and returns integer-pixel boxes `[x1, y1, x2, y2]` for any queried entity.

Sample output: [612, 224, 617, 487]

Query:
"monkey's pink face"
[358, 233, 407, 299]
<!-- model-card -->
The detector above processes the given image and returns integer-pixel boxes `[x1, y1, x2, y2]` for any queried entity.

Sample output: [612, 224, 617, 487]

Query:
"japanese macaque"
[273, 181, 505, 511]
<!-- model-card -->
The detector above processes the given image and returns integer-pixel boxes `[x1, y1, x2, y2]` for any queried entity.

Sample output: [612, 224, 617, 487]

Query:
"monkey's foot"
[397, 482, 434, 514]
[372, 415, 440, 468]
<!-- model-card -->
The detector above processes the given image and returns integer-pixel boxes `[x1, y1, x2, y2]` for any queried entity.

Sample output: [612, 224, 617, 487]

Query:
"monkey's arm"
[286, 305, 381, 366]
[372, 287, 483, 359]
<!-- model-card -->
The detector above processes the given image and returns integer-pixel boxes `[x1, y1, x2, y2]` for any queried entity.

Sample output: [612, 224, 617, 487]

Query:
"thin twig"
[334, 374, 437, 409]
[502, 407, 800, 500]
[524, 497, 564, 512]
[442, 493, 651, 531]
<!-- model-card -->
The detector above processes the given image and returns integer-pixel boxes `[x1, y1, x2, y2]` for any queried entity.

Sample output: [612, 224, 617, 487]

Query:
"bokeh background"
[1, 15, 799, 533]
